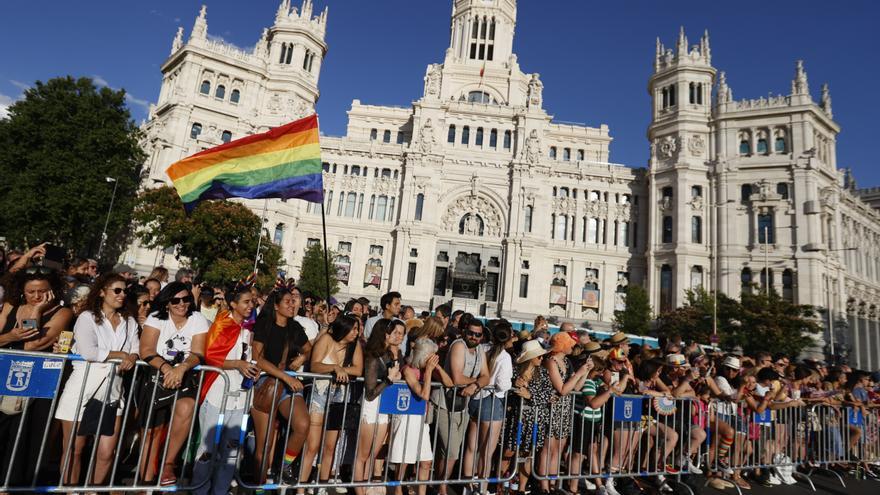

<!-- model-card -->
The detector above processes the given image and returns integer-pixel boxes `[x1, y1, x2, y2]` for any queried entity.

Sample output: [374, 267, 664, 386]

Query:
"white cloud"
[92, 75, 110, 88]
[92, 74, 151, 113]
[9, 80, 29, 91]
[0, 92, 14, 119]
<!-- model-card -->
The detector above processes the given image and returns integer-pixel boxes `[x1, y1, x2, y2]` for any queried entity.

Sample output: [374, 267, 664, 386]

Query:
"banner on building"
[549, 285, 567, 306]
[364, 263, 382, 287]
[615, 291, 627, 311]
[582, 288, 600, 309]
[335, 261, 350, 284]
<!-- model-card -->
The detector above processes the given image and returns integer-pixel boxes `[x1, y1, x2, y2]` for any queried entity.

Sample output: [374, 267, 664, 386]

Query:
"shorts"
[435, 408, 468, 460]
[254, 376, 302, 406]
[137, 370, 198, 429]
[571, 418, 604, 454]
[309, 382, 344, 415]
[361, 396, 390, 425]
[55, 365, 125, 422]
[468, 395, 504, 422]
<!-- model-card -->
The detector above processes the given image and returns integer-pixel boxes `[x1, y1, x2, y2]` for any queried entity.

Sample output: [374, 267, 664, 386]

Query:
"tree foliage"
[297, 242, 338, 300]
[655, 288, 821, 357]
[0, 76, 145, 261]
[132, 186, 283, 288]
[613, 284, 652, 336]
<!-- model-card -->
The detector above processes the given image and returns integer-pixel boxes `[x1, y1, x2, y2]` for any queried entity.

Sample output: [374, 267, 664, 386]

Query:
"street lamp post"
[97, 177, 119, 260]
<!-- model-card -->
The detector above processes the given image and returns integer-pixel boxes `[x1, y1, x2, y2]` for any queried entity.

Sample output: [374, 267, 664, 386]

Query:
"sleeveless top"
[1, 304, 63, 350]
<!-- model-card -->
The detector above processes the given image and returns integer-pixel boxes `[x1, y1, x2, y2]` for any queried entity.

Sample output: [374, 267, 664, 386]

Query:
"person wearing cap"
[534, 333, 592, 495]
[499, 339, 551, 495]
[567, 341, 615, 494]
[699, 355, 747, 487]
[113, 263, 137, 281]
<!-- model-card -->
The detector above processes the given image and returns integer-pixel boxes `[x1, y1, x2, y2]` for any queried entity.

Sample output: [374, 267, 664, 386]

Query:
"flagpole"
[253, 199, 268, 275]
[320, 201, 332, 303]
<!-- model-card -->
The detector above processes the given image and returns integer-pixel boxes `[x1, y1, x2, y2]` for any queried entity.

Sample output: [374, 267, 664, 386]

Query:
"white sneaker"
[685, 456, 703, 474]
[768, 473, 782, 485]
[580, 479, 597, 491]
[605, 478, 621, 495]
[596, 487, 607, 495]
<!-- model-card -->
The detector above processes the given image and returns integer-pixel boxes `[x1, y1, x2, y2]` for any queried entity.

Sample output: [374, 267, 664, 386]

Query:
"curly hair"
[83, 273, 132, 324]
[4, 268, 66, 309]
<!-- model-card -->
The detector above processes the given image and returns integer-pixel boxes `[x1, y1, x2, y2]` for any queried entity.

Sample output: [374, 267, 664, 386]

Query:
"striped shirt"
[575, 378, 603, 421]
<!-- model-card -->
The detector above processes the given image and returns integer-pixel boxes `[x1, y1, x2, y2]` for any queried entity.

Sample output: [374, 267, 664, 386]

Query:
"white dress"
[388, 367, 432, 463]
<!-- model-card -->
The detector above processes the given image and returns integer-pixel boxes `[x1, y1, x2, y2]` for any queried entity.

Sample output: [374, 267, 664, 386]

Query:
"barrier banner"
[379, 383, 426, 415]
[0, 354, 64, 398]
[847, 407, 864, 426]
[613, 396, 642, 422]
[753, 408, 773, 424]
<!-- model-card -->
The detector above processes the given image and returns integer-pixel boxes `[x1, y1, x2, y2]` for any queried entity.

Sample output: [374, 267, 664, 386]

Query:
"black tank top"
[1, 304, 63, 350]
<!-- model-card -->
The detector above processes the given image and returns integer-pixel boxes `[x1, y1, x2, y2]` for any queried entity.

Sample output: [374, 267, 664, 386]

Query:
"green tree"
[132, 186, 283, 288]
[297, 242, 338, 300]
[655, 289, 741, 349]
[0, 77, 146, 261]
[613, 284, 652, 335]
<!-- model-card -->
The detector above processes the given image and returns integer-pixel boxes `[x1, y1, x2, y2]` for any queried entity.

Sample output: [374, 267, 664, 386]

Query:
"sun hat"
[609, 331, 629, 345]
[550, 332, 576, 354]
[722, 356, 741, 370]
[583, 341, 602, 354]
[516, 339, 550, 364]
[666, 354, 690, 368]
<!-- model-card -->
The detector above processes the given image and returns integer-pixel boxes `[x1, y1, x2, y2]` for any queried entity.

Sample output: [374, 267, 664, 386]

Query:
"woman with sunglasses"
[55, 274, 140, 487]
[138, 281, 209, 485]
[125, 284, 152, 329]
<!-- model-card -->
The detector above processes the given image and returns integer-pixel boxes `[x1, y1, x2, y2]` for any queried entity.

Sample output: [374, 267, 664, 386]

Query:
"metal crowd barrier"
[528, 393, 700, 494]
[805, 403, 880, 485]
[235, 372, 515, 493]
[0, 348, 229, 493]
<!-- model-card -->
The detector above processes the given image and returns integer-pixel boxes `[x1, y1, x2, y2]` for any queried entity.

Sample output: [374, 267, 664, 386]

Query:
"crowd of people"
[0, 243, 878, 495]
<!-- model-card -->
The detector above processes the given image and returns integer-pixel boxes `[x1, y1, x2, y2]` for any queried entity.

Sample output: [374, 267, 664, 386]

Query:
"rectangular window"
[691, 216, 702, 243]
[489, 129, 497, 148]
[462, 126, 470, 145]
[620, 221, 630, 247]
[433, 267, 448, 296]
[577, 149, 585, 161]
[563, 148, 571, 161]
[407, 262, 417, 286]
[476, 127, 484, 146]
[338, 241, 352, 253]
[662, 216, 673, 243]
[307, 238, 320, 248]
[375, 196, 388, 221]
[369, 244, 384, 256]
[758, 213, 775, 243]
[337, 192, 345, 216]
[486, 272, 499, 302]
[503, 130, 512, 149]
[344, 192, 357, 218]
[383, 130, 391, 143]
[396, 131, 405, 144]
[519, 274, 529, 298]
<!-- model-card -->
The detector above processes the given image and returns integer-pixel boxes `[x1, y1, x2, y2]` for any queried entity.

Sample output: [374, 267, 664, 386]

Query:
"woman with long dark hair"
[251, 287, 312, 483]
[297, 315, 363, 486]
[54, 273, 140, 486]
[138, 281, 209, 485]
[0, 267, 72, 350]
[353, 318, 404, 495]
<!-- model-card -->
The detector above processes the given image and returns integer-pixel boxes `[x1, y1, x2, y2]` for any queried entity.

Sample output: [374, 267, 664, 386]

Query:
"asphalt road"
[706, 471, 877, 495]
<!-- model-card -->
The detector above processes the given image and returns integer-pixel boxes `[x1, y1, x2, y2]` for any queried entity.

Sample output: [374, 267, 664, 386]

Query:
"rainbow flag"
[167, 115, 323, 211]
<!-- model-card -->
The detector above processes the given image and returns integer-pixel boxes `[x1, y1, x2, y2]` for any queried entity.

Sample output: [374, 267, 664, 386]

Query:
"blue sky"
[2, 0, 878, 186]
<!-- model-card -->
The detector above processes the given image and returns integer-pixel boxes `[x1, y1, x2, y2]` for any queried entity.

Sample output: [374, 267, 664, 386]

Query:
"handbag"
[252, 339, 289, 414]
[444, 345, 479, 411]
[0, 396, 25, 415]
[78, 320, 128, 437]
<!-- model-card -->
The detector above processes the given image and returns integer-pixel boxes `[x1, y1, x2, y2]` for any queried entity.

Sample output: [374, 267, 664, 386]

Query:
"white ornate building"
[130, 0, 880, 367]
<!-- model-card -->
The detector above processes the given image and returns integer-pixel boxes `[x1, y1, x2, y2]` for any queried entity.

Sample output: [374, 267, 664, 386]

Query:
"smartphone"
[56, 331, 73, 353]
[40, 244, 66, 271]
[21, 319, 37, 331]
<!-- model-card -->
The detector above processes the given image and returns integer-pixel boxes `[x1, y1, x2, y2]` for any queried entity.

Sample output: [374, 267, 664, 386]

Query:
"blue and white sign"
[0, 355, 64, 398]
[847, 407, 864, 426]
[613, 397, 643, 422]
[378, 384, 427, 416]
[753, 409, 772, 424]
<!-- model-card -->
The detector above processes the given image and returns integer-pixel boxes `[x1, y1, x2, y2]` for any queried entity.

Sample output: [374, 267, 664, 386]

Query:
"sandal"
[159, 465, 177, 486]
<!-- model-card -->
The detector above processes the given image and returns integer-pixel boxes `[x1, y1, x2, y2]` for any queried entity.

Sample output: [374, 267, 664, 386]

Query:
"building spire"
[701, 29, 711, 64]
[821, 83, 833, 118]
[676, 26, 688, 56]
[791, 60, 810, 96]
[276, 0, 291, 21]
[171, 26, 184, 55]
[191, 5, 208, 41]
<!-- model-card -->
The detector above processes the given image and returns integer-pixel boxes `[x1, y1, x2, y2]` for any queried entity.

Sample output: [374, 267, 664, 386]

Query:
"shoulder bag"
[78, 320, 128, 437]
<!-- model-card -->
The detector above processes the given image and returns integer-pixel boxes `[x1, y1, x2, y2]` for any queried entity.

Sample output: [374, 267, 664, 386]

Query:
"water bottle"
[241, 360, 257, 390]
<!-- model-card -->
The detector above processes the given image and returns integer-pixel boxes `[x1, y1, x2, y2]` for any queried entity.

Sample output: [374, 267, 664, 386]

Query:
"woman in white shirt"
[55, 274, 140, 486]
[138, 281, 209, 486]
[462, 320, 515, 485]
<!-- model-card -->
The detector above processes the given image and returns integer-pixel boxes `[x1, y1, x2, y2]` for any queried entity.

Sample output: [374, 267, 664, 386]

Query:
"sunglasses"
[25, 266, 53, 275]
[170, 296, 194, 305]
[466, 330, 483, 338]
[109, 287, 125, 295]
[139, 301, 151, 307]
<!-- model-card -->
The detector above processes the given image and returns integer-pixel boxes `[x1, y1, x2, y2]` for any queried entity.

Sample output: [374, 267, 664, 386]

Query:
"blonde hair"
[410, 316, 445, 342]
[409, 337, 439, 369]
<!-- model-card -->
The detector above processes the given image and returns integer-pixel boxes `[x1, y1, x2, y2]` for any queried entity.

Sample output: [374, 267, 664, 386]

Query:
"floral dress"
[528, 363, 561, 450]
[503, 365, 551, 454]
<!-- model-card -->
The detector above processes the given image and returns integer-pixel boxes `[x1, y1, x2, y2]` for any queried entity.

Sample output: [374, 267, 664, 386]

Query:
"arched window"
[782, 269, 794, 301]
[760, 268, 774, 291]
[214, 85, 226, 100]
[577, 149, 585, 161]
[368, 195, 376, 219]
[461, 126, 470, 145]
[691, 216, 702, 244]
[273, 224, 284, 245]
[660, 264, 673, 313]
[448, 125, 456, 144]
[381, 168, 391, 178]
[503, 130, 512, 149]
[668, 84, 676, 106]
[370, 129, 378, 141]
[476, 127, 484, 146]
[221, 130, 232, 143]
[775, 133, 787, 153]
[549, 147, 557, 159]
[190, 123, 202, 139]
[620, 221, 630, 247]
[555, 215, 568, 241]
[459, 214, 485, 236]
[661, 87, 669, 109]
[322, 162, 330, 173]
[741, 268, 753, 294]
[396, 132, 404, 144]
[587, 218, 599, 243]
[559, 187, 570, 198]
[350, 165, 361, 176]
[691, 185, 702, 198]
[662, 216, 673, 243]
[467, 91, 492, 103]
[375, 195, 388, 221]
[344, 192, 357, 217]
[563, 148, 571, 161]
[758, 213, 774, 244]
[357, 193, 364, 218]
[414, 193, 424, 221]
[393, 170, 399, 179]
[741, 183, 752, 201]
[279, 43, 287, 64]
[661, 186, 673, 199]
[756, 138, 768, 154]
[524, 205, 533, 233]
[230, 89, 240, 104]
[383, 130, 391, 143]
[739, 131, 751, 155]
[689, 82, 696, 104]
[489, 129, 498, 148]
[199, 80, 211, 95]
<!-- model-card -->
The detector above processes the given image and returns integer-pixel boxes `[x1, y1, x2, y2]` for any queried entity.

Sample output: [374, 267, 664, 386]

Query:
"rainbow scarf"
[199, 310, 243, 404]
[167, 115, 323, 212]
